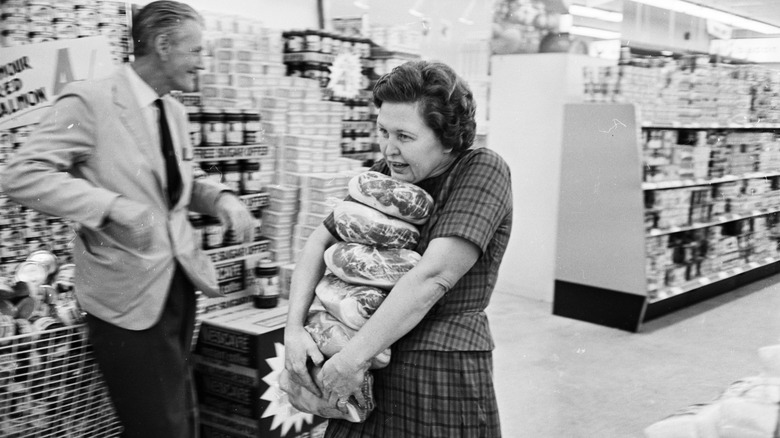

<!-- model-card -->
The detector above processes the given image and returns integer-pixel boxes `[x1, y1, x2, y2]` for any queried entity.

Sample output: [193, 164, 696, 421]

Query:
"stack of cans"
[0, 0, 130, 63]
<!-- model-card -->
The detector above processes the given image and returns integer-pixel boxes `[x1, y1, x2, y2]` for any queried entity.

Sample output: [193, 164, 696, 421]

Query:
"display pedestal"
[488, 53, 614, 303]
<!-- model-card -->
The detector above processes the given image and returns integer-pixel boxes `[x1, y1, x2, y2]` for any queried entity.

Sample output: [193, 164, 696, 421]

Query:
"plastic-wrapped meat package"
[305, 309, 391, 369]
[348, 171, 434, 225]
[333, 201, 420, 249]
[324, 242, 421, 289]
[315, 273, 388, 330]
[278, 366, 375, 423]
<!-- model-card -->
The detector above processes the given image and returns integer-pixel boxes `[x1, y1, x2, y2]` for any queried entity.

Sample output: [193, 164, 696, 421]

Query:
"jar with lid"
[186, 106, 202, 147]
[240, 160, 263, 194]
[222, 160, 242, 193]
[304, 29, 321, 53]
[201, 107, 225, 146]
[252, 259, 279, 309]
[320, 31, 334, 54]
[284, 30, 304, 53]
[223, 108, 244, 146]
[242, 109, 262, 145]
[202, 216, 224, 250]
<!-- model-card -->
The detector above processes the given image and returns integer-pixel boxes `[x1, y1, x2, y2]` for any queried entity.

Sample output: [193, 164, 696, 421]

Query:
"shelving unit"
[553, 103, 780, 332]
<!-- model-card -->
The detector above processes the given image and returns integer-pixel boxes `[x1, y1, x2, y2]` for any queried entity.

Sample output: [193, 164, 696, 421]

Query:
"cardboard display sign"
[0, 36, 114, 130]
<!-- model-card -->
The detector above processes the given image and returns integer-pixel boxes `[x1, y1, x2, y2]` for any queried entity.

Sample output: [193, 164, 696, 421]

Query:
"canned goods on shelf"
[203, 216, 224, 250]
[223, 108, 244, 146]
[240, 160, 263, 194]
[187, 106, 202, 147]
[222, 160, 242, 193]
[242, 109, 261, 144]
[201, 107, 225, 146]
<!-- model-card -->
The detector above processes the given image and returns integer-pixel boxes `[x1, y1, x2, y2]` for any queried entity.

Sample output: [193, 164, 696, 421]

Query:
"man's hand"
[215, 193, 254, 243]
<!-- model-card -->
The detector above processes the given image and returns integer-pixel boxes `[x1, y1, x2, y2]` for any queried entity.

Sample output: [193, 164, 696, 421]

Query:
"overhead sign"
[0, 36, 115, 130]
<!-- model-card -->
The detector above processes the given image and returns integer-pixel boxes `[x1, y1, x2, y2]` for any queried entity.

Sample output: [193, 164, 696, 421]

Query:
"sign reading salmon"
[0, 36, 114, 130]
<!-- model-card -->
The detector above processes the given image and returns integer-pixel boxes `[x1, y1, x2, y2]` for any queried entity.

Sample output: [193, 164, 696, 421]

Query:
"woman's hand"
[317, 351, 371, 410]
[284, 325, 325, 397]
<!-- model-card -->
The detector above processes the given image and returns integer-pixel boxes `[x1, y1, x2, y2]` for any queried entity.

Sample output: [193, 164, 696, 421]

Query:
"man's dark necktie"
[154, 98, 182, 207]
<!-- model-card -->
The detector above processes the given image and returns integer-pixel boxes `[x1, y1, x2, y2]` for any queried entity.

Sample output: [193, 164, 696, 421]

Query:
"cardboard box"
[194, 303, 327, 437]
[195, 303, 287, 367]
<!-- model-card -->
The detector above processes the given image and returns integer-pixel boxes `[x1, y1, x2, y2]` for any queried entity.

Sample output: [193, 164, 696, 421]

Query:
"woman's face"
[376, 101, 455, 184]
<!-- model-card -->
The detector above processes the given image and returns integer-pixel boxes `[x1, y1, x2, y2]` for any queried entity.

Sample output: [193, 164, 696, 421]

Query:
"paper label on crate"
[206, 240, 270, 263]
[215, 259, 245, 295]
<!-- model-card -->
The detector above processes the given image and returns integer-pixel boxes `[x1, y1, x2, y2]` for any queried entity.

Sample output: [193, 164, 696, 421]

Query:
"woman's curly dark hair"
[372, 60, 477, 153]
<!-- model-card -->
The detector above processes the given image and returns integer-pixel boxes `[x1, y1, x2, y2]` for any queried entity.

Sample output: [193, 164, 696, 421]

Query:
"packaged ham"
[305, 310, 391, 369]
[315, 273, 387, 330]
[324, 242, 421, 289]
[333, 201, 420, 249]
[348, 171, 434, 225]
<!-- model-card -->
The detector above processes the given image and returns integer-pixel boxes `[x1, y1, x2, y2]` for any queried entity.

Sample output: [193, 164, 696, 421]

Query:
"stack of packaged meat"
[303, 171, 434, 422]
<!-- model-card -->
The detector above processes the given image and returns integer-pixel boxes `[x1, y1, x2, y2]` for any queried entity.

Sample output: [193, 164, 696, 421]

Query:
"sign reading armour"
[0, 36, 113, 130]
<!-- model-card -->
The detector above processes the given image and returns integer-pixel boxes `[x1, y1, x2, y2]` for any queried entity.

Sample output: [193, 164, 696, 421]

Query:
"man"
[1, 2, 254, 436]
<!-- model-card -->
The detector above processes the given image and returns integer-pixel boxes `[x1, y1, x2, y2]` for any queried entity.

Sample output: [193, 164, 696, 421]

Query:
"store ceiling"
[578, 0, 780, 32]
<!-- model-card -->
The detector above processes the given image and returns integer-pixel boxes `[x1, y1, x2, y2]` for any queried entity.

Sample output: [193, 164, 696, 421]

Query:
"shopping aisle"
[488, 275, 780, 437]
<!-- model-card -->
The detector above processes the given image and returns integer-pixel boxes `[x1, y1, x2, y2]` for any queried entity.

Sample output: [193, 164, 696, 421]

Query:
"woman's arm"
[284, 225, 338, 396]
[317, 235, 481, 403]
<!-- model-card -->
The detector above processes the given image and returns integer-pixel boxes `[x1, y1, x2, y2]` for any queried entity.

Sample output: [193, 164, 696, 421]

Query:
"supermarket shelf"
[642, 121, 780, 130]
[649, 255, 780, 303]
[193, 144, 270, 162]
[647, 207, 780, 236]
[642, 171, 780, 191]
[643, 256, 780, 322]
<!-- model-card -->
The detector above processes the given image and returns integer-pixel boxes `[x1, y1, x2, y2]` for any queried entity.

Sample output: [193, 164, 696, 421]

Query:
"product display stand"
[554, 103, 780, 332]
[488, 53, 614, 303]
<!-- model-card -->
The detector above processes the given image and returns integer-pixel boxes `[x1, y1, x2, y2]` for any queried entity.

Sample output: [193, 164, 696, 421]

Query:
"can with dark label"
[53, 263, 75, 294]
[53, 293, 83, 326]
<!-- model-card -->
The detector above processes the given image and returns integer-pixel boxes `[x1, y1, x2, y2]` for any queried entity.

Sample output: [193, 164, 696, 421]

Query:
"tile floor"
[487, 275, 780, 437]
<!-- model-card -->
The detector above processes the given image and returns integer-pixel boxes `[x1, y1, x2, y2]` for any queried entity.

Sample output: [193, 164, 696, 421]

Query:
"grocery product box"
[193, 303, 327, 437]
[195, 302, 287, 368]
[200, 407, 326, 438]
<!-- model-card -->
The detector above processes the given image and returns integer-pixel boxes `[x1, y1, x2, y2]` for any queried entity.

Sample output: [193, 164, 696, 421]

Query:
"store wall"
[133, 0, 320, 30]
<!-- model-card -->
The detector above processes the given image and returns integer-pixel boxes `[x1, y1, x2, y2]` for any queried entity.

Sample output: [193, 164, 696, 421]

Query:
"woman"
[284, 60, 513, 437]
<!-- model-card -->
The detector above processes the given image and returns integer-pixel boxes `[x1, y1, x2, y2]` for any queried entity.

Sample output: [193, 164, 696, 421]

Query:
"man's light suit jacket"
[2, 66, 229, 330]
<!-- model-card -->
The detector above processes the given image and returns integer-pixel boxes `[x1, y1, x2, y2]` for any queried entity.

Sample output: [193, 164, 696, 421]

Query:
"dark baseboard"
[553, 281, 647, 332]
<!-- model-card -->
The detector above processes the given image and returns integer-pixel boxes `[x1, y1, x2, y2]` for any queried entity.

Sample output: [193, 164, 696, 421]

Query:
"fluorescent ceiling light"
[569, 5, 623, 23]
[409, 0, 426, 17]
[569, 25, 621, 39]
[630, 0, 780, 34]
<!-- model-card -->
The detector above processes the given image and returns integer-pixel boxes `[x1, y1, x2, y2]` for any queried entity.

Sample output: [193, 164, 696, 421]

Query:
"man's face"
[161, 19, 204, 93]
